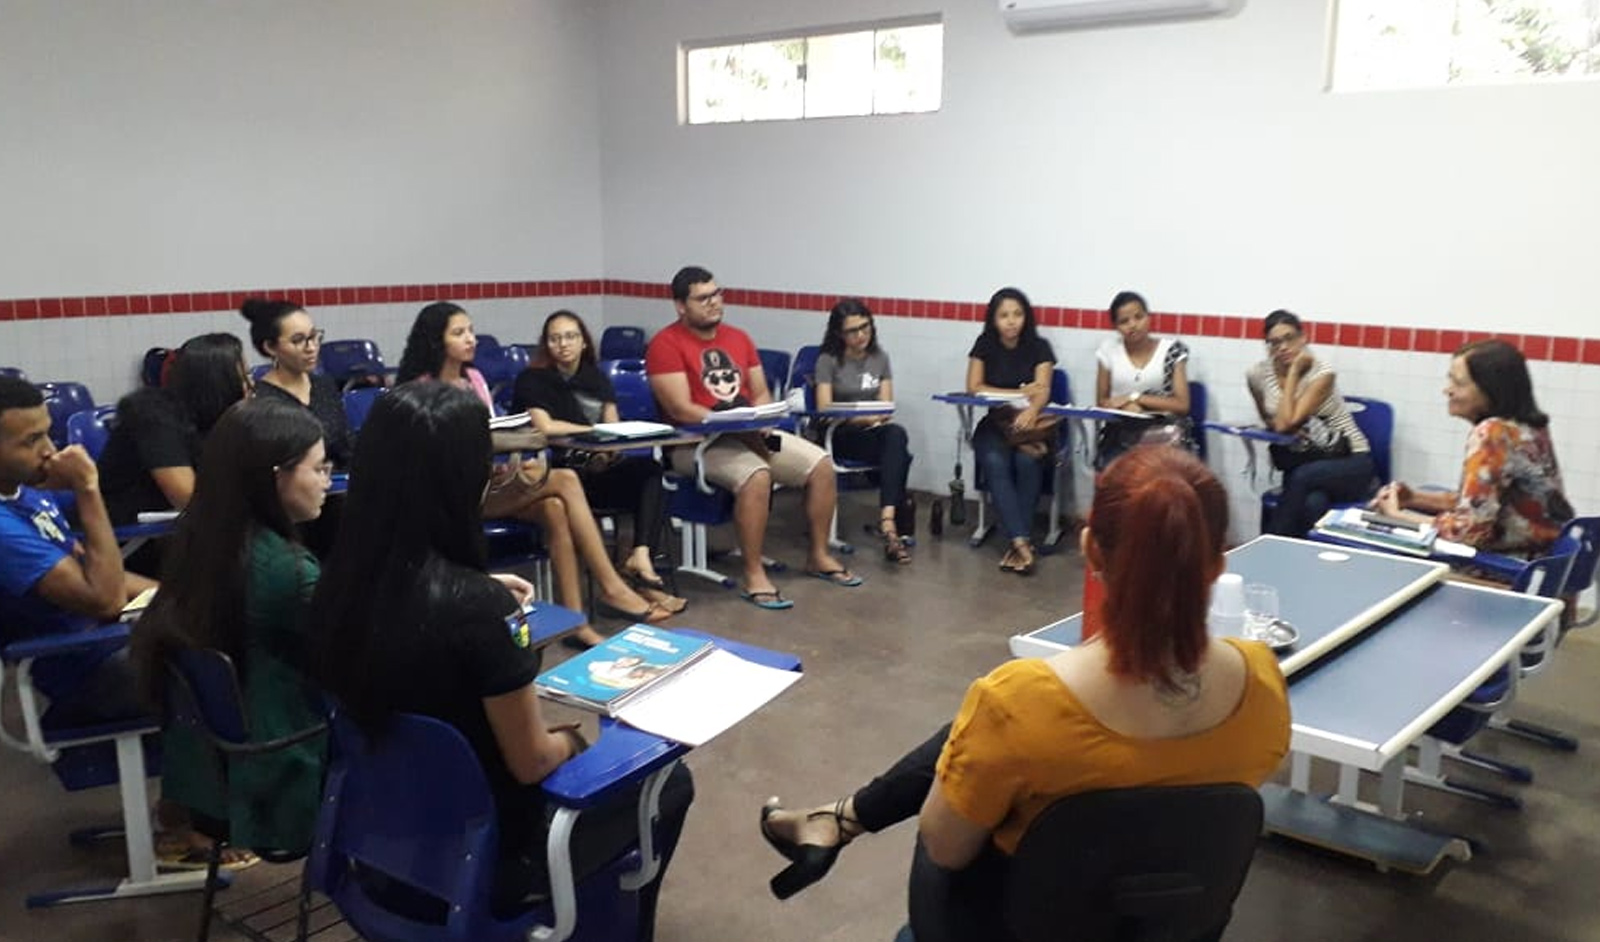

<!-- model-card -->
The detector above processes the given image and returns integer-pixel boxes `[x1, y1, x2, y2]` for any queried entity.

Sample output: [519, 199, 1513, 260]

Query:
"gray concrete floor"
[4, 489, 1599, 941]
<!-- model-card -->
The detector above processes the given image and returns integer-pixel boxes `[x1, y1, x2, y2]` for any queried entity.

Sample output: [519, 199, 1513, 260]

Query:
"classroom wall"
[594, 0, 1600, 536]
[3, 0, 1595, 540]
[0, 0, 605, 395]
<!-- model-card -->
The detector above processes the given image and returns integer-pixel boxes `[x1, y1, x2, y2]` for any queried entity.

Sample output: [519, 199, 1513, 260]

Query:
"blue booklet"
[535, 625, 715, 715]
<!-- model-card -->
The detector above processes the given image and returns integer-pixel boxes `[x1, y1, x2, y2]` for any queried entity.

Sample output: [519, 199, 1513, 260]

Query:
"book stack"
[535, 625, 802, 745]
[1314, 508, 1438, 557]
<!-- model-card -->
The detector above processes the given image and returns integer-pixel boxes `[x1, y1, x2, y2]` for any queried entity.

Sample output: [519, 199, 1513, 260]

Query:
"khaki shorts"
[669, 429, 828, 491]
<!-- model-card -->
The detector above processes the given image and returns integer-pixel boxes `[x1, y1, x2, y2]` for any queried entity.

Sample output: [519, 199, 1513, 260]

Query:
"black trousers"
[828, 422, 914, 510]
[576, 456, 669, 558]
[494, 763, 694, 941]
[852, 723, 951, 833]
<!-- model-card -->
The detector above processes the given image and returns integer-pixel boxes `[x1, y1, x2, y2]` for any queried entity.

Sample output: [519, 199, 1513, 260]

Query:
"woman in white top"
[1093, 291, 1194, 470]
[1246, 310, 1373, 536]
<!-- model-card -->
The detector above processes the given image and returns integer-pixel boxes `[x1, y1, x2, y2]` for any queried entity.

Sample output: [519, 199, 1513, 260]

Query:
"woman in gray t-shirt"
[813, 299, 914, 563]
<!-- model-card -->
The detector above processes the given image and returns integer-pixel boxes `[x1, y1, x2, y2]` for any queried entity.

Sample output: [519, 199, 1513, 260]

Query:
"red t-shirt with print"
[644, 320, 762, 411]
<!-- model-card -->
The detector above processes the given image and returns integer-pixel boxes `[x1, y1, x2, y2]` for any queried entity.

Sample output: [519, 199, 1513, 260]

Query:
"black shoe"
[930, 500, 944, 537]
[759, 798, 859, 900]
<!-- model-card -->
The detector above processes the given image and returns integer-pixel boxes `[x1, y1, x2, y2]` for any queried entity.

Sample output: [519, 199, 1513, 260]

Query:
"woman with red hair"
[757, 447, 1290, 928]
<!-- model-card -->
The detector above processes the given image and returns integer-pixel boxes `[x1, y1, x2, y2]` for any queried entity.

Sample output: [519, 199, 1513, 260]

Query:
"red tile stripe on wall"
[3, 279, 1598, 366]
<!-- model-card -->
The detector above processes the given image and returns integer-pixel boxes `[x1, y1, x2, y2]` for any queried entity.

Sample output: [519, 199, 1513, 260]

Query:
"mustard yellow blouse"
[935, 638, 1291, 855]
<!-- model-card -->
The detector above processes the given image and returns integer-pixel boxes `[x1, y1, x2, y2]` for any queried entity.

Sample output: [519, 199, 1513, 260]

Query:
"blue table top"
[1287, 581, 1559, 766]
[538, 629, 800, 807]
[1017, 536, 1448, 677]
[679, 416, 787, 434]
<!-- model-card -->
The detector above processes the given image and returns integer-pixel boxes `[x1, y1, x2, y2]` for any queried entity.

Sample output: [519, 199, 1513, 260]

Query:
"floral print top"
[1436, 417, 1573, 555]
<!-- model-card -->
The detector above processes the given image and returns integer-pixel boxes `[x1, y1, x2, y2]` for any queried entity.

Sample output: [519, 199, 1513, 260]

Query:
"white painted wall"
[0, 0, 604, 296]
[596, 0, 1600, 334]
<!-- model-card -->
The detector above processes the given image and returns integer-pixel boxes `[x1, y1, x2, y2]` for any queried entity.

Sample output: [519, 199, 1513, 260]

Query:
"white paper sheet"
[614, 649, 802, 746]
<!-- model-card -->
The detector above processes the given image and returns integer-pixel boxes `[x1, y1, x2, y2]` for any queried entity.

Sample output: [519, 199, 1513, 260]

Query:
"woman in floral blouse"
[1375, 339, 1573, 556]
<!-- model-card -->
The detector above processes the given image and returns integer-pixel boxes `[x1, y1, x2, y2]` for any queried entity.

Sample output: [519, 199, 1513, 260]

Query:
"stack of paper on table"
[535, 625, 802, 746]
[583, 420, 678, 441]
[1314, 507, 1438, 557]
[699, 402, 791, 423]
[821, 401, 895, 412]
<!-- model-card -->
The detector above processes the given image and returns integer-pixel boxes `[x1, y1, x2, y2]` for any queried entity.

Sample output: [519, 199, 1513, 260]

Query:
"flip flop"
[741, 589, 795, 610]
[805, 569, 863, 588]
[157, 845, 261, 872]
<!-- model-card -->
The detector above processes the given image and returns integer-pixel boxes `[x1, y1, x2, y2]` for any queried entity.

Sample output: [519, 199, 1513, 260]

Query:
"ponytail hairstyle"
[1087, 447, 1229, 690]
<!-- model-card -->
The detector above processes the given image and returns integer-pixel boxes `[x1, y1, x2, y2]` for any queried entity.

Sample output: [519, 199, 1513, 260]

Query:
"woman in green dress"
[134, 397, 334, 861]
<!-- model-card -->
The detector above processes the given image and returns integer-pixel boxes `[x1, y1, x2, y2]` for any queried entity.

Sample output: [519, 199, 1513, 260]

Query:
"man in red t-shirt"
[646, 266, 860, 609]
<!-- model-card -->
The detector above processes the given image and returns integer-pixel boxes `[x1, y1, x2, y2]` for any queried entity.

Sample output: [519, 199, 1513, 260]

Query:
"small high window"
[1331, 0, 1600, 91]
[683, 19, 943, 124]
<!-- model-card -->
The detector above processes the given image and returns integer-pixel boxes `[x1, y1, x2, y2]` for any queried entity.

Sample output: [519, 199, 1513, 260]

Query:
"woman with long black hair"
[312, 382, 694, 929]
[133, 397, 332, 865]
[100, 332, 252, 526]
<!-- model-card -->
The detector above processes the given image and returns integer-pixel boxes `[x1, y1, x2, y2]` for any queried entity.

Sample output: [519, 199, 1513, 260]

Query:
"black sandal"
[880, 521, 911, 564]
[759, 798, 861, 900]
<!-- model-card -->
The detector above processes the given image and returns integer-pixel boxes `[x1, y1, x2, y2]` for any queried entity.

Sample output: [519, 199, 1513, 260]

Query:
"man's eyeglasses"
[689, 288, 725, 305]
[286, 329, 325, 349]
[1265, 333, 1301, 350]
[547, 331, 583, 345]
[842, 323, 873, 337]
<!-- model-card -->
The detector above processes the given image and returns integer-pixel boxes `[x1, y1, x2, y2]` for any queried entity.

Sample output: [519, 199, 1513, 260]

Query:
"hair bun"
[240, 297, 273, 323]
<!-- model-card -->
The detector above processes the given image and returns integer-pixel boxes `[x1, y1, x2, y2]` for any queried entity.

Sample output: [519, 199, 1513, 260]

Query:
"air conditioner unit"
[1001, 0, 1232, 32]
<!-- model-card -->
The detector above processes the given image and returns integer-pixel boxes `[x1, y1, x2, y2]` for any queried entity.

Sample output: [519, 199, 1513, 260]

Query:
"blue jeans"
[973, 421, 1046, 542]
[1268, 452, 1376, 537]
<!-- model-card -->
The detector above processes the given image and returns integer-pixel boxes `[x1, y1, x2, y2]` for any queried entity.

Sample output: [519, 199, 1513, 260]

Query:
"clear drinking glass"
[1243, 584, 1279, 641]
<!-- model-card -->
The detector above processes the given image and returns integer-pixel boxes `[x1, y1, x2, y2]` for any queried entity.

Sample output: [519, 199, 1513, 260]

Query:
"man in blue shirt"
[0, 376, 153, 726]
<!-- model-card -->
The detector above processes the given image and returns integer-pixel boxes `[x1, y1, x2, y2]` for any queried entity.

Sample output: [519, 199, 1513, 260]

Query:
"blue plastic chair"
[788, 345, 821, 405]
[320, 339, 391, 390]
[757, 348, 791, 400]
[1, 624, 210, 907]
[599, 326, 647, 362]
[1259, 394, 1392, 535]
[602, 360, 658, 423]
[1407, 537, 1578, 809]
[250, 364, 273, 383]
[36, 382, 96, 448]
[309, 711, 647, 942]
[142, 348, 173, 387]
[67, 405, 117, 461]
[342, 387, 387, 436]
[1188, 380, 1209, 463]
[971, 369, 1074, 549]
[0, 366, 27, 381]
[162, 647, 326, 941]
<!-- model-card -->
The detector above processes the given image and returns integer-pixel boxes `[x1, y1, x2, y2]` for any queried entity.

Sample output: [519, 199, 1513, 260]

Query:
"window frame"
[677, 15, 944, 126]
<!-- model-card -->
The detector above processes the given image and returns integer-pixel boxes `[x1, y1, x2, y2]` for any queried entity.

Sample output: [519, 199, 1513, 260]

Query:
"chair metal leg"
[968, 497, 992, 548]
[26, 734, 215, 907]
[674, 519, 735, 588]
[1405, 738, 1523, 810]
[1489, 713, 1580, 752]
[198, 841, 223, 942]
